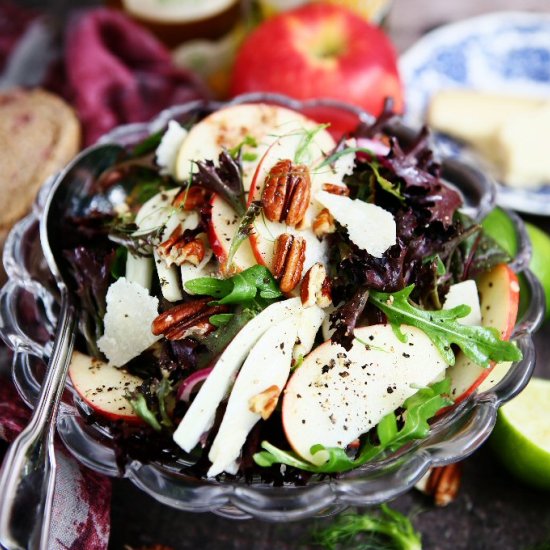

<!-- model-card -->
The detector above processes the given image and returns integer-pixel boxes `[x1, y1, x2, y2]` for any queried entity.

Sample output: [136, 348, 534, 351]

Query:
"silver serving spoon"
[0, 144, 124, 550]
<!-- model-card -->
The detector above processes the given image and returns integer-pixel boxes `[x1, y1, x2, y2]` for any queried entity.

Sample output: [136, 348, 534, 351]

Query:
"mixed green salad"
[65, 102, 522, 481]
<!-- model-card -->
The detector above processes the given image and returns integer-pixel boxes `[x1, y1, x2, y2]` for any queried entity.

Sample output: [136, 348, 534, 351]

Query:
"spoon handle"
[0, 293, 76, 550]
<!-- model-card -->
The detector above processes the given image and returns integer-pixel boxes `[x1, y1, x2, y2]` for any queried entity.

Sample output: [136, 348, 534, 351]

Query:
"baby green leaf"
[185, 265, 282, 306]
[127, 393, 162, 432]
[209, 313, 234, 327]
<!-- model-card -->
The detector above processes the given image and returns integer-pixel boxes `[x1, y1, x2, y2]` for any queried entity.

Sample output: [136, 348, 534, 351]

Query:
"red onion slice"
[177, 367, 213, 402]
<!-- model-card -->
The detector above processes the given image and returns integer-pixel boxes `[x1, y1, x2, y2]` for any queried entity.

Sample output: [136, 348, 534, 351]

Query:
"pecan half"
[262, 159, 311, 226]
[157, 228, 206, 267]
[419, 463, 462, 507]
[272, 233, 306, 293]
[152, 298, 228, 341]
[248, 385, 281, 420]
[322, 183, 350, 196]
[172, 186, 209, 210]
[312, 208, 336, 238]
[301, 263, 332, 308]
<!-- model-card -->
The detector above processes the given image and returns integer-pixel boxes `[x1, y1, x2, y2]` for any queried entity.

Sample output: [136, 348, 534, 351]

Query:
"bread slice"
[0, 88, 80, 279]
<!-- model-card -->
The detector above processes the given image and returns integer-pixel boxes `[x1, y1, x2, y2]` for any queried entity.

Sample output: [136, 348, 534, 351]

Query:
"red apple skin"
[230, 3, 403, 125]
[68, 352, 143, 424]
[445, 264, 520, 408]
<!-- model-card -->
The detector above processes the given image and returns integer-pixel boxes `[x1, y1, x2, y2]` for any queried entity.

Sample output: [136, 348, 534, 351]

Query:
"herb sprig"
[312, 505, 422, 550]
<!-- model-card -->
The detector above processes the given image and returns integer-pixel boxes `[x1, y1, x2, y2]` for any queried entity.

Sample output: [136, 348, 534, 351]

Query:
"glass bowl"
[0, 94, 544, 521]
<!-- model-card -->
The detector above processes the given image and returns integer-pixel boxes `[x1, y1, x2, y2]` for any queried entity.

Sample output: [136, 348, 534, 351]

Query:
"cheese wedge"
[428, 89, 550, 187]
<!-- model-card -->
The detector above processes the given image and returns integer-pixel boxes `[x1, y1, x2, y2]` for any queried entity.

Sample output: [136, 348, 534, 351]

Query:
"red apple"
[68, 351, 143, 423]
[447, 264, 520, 404]
[230, 3, 403, 133]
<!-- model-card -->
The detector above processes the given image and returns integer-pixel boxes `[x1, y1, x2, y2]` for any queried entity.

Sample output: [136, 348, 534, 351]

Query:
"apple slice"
[175, 103, 318, 191]
[447, 264, 520, 403]
[442, 279, 482, 326]
[68, 351, 142, 423]
[293, 304, 325, 361]
[282, 324, 448, 464]
[207, 193, 257, 271]
[247, 131, 337, 273]
[173, 297, 303, 453]
[207, 316, 298, 476]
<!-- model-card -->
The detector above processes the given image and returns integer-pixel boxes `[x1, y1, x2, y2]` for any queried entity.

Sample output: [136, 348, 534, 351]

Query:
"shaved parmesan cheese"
[97, 277, 161, 367]
[443, 280, 482, 326]
[156, 120, 188, 178]
[316, 191, 396, 257]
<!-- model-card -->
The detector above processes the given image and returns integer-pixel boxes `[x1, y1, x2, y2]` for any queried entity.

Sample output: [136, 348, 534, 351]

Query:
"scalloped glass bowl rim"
[0, 93, 544, 520]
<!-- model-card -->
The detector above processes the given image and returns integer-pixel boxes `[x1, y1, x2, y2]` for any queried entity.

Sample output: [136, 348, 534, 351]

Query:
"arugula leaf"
[369, 160, 405, 202]
[226, 201, 262, 268]
[369, 286, 522, 367]
[194, 150, 245, 216]
[185, 265, 282, 305]
[254, 378, 453, 473]
[377, 412, 398, 447]
[311, 505, 422, 550]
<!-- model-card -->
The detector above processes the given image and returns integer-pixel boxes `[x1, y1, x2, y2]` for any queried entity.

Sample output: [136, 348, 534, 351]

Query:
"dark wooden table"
[11, 0, 550, 548]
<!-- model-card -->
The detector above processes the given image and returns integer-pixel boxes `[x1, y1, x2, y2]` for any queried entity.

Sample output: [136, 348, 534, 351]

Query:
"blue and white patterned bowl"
[399, 11, 550, 215]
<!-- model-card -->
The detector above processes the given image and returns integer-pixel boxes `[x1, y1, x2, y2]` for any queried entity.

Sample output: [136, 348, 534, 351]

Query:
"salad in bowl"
[1, 95, 541, 518]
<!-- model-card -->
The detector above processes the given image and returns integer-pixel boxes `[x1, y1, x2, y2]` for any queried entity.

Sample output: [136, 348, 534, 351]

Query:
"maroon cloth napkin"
[0, 0, 38, 73]
[0, 369, 111, 549]
[63, 7, 209, 145]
